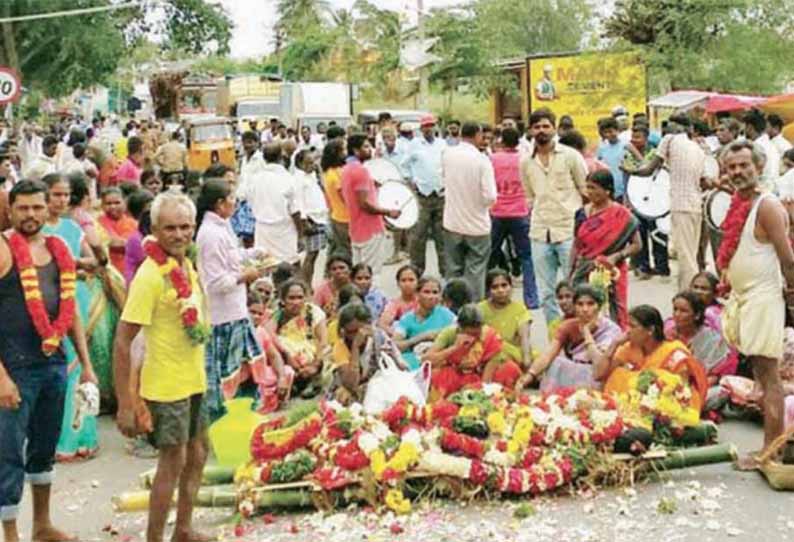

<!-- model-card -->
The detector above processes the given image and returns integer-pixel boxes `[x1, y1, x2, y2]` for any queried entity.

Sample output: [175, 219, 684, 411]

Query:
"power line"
[0, 1, 145, 24]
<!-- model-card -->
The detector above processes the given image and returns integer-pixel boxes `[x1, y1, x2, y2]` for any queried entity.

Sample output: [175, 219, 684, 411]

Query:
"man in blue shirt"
[596, 116, 628, 200]
[402, 115, 447, 275]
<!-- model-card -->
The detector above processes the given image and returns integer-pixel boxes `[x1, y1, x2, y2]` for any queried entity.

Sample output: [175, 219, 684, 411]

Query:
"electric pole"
[417, 0, 429, 110]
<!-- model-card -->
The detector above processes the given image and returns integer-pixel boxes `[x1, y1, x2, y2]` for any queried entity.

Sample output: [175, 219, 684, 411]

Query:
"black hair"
[67, 173, 90, 207]
[338, 283, 365, 307]
[417, 275, 442, 292]
[529, 109, 556, 127]
[377, 112, 392, 123]
[326, 255, 352, 274]
[138, 209, 152, 236]
[587, 169, 615, 198]
[262, 143, 282, 163]
[247, 290, 265, 307]
[294, 148, 314, 169]
[204, 163, 232, 179]
[768, 113, 785, 130]
[127, 136, 143, 156]
[272, 262, 295, 290]
[126, 189, 154, 220]
[347, 133, 369, 154]
[668, 113, 692, 128]
[443, 278, 473, 315]
[693, 121, 710, 138]
[72, 142, 86, 160]
[196, 179, 232, 229]
[42, 135, 58, 148]
[501, 127, 519, 148]
[784, 148, 794, 163]
[485, 268, 512, 291]
[338, 302, 372, 329]
[691, 270, 719, 299]
[559, 115, 575, 128]
[395, 264, 420, 283]
[573, 284, 605, 307]
[599, 117, 619, 131]
[9, 179, 47, 206]
[629, 305, 665, 342]
[276, 279, 312, 337]
[351, 262, 373, 279]
[100, 186, 123, 200]
[140, 169, 159, 186]
[631, 125, 649, 137]
[321, 138, 347, 171]
[326, 126, 346, 140]
[555, 280, 574, 296]
[242, 130, 259, 143]
[119, 181, 139, 199]
[457, 303, 484, 328]
[41, 172, 67, 190]
[673, 291, 706, 328]
[558, 130, 587, 152]
[447, 119, 460, 127]
[461, 122, 481, 139]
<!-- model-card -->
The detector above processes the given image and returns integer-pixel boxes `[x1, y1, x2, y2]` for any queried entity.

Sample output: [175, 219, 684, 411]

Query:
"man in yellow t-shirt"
[113, 190, 213, 542]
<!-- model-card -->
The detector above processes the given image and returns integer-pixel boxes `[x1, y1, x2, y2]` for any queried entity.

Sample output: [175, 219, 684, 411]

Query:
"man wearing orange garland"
[113, 190, 212, 542]
[0, 180, 96, 542]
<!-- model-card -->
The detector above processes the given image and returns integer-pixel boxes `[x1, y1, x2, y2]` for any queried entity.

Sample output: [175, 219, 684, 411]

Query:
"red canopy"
[705, 94, 764, 113]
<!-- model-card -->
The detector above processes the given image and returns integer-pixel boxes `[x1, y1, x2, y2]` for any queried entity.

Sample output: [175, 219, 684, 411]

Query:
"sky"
[222, 0, 465, 59]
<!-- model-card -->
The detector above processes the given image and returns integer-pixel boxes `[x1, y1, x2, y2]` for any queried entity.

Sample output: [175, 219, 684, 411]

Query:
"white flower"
[358, 432, 380, 455]
[482, 382, 502, 396]
[483, 449, 514, 467]
[402, 428, 423, 448]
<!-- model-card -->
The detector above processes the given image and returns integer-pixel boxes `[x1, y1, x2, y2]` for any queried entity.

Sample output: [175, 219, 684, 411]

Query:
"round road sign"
[0, 68, 22, 105]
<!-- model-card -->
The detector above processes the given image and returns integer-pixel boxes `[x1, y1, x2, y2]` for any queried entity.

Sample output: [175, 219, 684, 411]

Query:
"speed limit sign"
[0, 67, 21, 105]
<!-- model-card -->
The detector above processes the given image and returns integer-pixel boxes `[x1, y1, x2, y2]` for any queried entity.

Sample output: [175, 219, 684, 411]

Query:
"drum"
[377, 181, 419, 230]
[366, 158, 403, 185]
[704, 155, 720, 180]
[626, 169, 671, 220]
[705, 189, 732, 231]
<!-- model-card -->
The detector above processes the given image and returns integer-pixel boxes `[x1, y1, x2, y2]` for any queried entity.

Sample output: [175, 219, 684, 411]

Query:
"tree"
[274, 0, 332, 45]
[0, 0, 232, 97]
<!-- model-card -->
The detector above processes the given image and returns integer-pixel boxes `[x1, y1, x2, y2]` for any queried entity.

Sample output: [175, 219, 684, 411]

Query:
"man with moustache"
[719, 141, 794, 471]
[0, 180, 96, 542]
[520, 109, 587, 324]
[113, 190, 212, 542]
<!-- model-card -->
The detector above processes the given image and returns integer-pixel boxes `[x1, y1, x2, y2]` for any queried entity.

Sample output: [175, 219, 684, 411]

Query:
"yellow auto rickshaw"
[186, 117, 236, 172]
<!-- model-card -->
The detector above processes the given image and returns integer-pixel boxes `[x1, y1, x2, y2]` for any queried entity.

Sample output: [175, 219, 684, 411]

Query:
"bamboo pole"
[138, 465, 236, 489]
[113, 486, 316, 513]
[651, 443, 737, 470]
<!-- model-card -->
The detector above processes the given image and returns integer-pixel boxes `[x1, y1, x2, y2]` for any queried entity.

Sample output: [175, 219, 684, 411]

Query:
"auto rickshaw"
[186, 117, 236, 171]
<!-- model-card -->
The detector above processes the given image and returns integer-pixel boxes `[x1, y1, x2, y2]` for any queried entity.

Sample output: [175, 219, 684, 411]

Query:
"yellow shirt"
[122, 258, 207, 402]
[324, 167, 350, 223]
[115, 136, 129, 161]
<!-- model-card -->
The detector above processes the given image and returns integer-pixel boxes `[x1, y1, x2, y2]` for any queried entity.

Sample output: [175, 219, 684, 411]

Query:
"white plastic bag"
[363, 352, 431, 415]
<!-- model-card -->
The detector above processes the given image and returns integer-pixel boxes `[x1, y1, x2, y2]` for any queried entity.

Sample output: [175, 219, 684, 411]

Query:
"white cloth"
[754, 133, 782, 187]
[294, 169, 328, 225]
[244, 162, 300, 263]
[24, 154, 57, 181]
[441, 141, 497, 236]
[723, 193, 785, 359]
[255, 221, 299, 264]
[352, 231, 388, 274]
[19, 135, 42, 172]
[772, 134, 793, 157]
[237, 150, 265, 198]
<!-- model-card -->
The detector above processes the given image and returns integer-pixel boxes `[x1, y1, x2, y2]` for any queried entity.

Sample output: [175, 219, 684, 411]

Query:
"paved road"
[14, 244, 792, 541]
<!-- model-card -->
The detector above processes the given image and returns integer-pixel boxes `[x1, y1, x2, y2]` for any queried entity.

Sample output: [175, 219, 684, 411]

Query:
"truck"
[281, 82, 354, 132]
[216, 75, 283, 133]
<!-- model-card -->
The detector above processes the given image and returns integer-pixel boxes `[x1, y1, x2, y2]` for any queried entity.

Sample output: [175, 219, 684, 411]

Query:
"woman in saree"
[570, 170, 641, 329]
[67, 174, 126, 412]
[42, 173, 100, 460]
[547, 281, 575, 340]
[516, 284, 622, 393]
[378, 264, 420, 335]
[477, 269, 534, 372]
[689, 271, 724, 334]
[313, 255, 353, 317]
[664, 291, 738, 410]
[594, 305, 708, 413]
[123, 189, 154, 286]
[394, 276, 456, 370]
[265, 279, 329, 398]
[97, 186, 138, 274]
[423, 304, 520, 399]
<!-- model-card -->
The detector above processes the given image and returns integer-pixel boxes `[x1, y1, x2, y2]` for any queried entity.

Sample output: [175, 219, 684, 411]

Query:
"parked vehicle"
[185, 117, 236, 171]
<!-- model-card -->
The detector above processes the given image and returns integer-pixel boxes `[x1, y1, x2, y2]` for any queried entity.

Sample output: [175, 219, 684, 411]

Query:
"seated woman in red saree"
[570, 170, 641, 329]
[594, 305, 708, 413]
[423, 304, 522, 400]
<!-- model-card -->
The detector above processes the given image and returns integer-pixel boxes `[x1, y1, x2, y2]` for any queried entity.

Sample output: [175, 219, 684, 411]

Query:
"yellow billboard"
[528, 52, 646, 148]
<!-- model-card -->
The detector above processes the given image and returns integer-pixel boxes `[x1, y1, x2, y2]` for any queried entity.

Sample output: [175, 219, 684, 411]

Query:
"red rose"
[543, 471, 559, 490]
[522, 447, 543, 468]
[469, 461, 488, 485]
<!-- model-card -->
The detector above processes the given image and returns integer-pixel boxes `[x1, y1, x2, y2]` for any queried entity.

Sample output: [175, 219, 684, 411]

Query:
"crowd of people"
[1, 103, 794, 542]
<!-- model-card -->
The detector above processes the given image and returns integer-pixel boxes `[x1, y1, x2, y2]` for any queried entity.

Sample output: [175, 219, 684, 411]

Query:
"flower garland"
[142, 236, 210, 345]
[716, 192, 754, 272]
[250, 412, 322, 462]
[8, 232, 76, 356]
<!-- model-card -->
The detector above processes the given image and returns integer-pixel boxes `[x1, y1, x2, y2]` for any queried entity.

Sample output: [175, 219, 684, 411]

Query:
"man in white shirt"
[441, 122, 497, 300]
[743, 109, 781, 185]
[241, 142, 301, 264]
[24, 135, 59, 181]
[18, 124, 42, 173]
[767, 113, 792, 158]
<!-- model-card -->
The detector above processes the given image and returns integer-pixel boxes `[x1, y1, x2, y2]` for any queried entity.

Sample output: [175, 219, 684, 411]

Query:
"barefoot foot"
[734, 452, 762, 471]
[171, 529, 216, 542]
[32, 525, 77, 542]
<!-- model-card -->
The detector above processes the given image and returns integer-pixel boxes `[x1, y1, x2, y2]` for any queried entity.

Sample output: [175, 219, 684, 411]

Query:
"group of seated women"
[239, 253, 742, 423]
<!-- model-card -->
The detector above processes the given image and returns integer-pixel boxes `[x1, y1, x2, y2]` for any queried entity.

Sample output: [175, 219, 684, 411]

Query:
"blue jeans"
[0, 363, 67, 521]
[490, 216, 539, 309]
[531, 238, 573, 324]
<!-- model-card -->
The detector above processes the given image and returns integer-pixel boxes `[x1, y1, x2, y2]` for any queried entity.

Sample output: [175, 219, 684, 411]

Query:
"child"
[548, 281, 575, 339]
[248, 291, 294, 412]
[352, 262, 387, 319]
[442, 278, 473, 316]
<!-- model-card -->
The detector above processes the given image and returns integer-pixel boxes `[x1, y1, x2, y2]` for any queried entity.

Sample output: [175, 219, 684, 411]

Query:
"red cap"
[419, 114, 436, 126]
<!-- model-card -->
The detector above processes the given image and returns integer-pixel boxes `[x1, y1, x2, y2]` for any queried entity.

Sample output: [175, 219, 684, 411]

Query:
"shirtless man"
[720, 141, 794, 470]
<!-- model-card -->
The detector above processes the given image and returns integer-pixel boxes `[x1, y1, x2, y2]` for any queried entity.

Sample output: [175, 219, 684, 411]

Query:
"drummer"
[379, 127, 411, 264]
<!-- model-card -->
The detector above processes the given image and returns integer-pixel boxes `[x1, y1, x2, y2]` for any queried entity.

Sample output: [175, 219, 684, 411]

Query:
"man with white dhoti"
[242, 143, 302, 264]
[719, 141, 794, 471]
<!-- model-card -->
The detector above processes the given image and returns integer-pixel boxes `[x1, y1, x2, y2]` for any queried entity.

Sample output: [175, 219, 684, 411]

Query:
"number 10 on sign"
[0, 68, 22, 105]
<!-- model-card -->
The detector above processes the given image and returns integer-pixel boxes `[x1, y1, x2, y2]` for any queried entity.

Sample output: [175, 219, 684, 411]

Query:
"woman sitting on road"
[266, 279, 329, 398]
[352, 262, 387, 320]
[313, 255, 352, 317]
[516, 285, 622, 393]
[547, 281, 576, 340]
[247, 291, 293, 412]
[423, 304, 522, 399]
[394, 276, 456, 370]
[594, 305, 708, 412]
[477, 269, 534, 373]
[379, 264, 421, 334]
[328, 303, 403, 405]
[689, 271, 725, 334]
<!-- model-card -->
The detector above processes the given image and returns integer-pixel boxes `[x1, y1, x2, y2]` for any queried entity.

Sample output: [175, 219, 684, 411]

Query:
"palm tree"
[274, 0, 332, 44]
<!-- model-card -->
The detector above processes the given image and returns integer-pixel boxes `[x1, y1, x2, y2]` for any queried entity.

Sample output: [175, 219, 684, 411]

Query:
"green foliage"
[280, 25, 336, 81]
[159, 0, 233, 56]
[275, 0, 332, 45]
